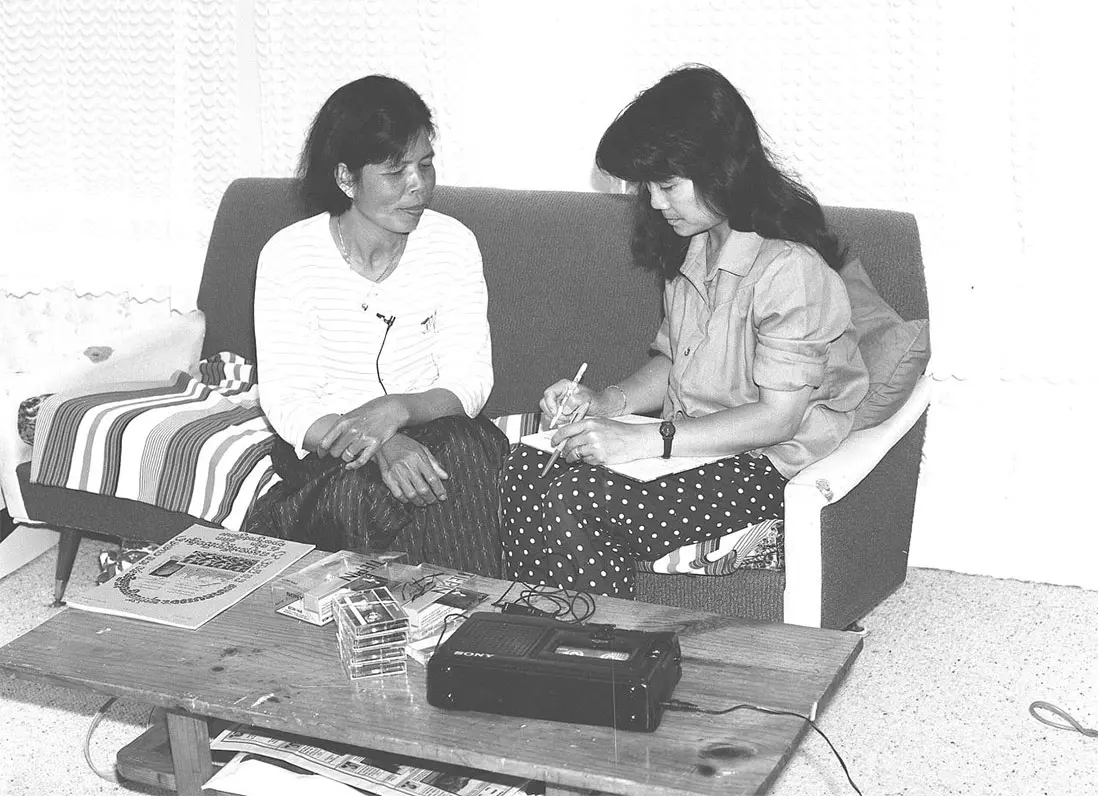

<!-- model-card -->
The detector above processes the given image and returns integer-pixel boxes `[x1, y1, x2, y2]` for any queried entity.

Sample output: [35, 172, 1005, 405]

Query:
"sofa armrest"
[793, 374, 932, 502]
[782, 374, 932, 627]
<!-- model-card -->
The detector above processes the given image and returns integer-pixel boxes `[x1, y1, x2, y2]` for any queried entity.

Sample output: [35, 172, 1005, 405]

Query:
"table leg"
[166, 709, 213, 796]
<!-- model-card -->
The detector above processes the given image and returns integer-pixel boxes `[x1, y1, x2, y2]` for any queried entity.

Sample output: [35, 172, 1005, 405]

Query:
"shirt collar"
[681, 228, 765, 284]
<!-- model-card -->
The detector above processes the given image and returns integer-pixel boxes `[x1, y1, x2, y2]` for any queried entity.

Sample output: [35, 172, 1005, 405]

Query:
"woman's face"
[646, 177, 725, 238]
[342, 128, 436, 236]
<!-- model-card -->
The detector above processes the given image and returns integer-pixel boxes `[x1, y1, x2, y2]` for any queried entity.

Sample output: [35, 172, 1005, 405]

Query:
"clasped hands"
[539, 381, 647, 466]
[318, 397, 448, 506]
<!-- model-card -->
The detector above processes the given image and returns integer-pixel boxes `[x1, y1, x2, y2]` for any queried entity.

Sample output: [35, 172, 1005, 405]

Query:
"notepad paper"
[519, 414, 725, 482]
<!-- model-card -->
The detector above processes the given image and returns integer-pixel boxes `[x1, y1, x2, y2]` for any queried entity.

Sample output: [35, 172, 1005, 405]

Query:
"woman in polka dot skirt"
[501, 65, 869, 597]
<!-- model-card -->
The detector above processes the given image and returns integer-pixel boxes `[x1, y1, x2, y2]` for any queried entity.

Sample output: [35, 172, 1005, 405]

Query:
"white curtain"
[2, 0, 1087, 377]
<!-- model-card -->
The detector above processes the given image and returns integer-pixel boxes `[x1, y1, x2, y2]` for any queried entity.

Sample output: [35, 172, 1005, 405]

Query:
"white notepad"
[519, 414, 725, 482]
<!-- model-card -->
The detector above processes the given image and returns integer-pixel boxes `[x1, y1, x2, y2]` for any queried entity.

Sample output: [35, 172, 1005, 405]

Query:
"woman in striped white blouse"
[246, 76, 509, 577]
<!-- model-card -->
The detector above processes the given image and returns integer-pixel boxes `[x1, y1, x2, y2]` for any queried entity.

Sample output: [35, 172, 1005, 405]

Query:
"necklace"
[334, 216, 352, 265]
[334, 215, 406, 280]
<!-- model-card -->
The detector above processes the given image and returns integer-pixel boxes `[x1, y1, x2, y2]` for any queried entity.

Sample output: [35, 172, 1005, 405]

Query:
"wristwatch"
[659, 419, 676, 459]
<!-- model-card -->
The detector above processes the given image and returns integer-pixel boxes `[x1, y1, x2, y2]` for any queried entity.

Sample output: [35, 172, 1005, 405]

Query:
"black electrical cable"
[84, 697, 160, 784]
[662, 698, 862, 795]
[493, 580, 596, 624]
[429, 611, 472, 658]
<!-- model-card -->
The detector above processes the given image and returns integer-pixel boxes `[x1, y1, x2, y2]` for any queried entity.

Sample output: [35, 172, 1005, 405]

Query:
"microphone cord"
[374, 313, 395, 394]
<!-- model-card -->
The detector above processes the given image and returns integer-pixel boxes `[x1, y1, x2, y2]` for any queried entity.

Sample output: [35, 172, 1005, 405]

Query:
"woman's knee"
[413, 415, 506, 459]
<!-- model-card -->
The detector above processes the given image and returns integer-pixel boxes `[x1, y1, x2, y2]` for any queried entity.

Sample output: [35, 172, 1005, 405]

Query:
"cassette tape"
[342, 656, 408, 681]
[337, 628, 409, 651]
[335, 587, 408, 637]
[336, 636, 407, 667]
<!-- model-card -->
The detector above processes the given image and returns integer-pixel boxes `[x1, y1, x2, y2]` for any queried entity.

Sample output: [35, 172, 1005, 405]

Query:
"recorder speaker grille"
[457, 621, 543, 656]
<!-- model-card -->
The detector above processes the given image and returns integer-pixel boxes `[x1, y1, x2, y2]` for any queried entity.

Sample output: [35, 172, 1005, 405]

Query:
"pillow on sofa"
[17, 393, 54, 446]
[841, 258, 930, 431]
[636, 518, 785, 575]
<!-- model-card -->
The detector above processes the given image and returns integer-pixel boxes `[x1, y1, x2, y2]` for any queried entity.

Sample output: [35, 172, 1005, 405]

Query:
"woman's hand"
[550, 418, 655, 465]
[375, 433, 449, 505]
[540, 380, 595, 425]
[540, 382, 624, 423]
[318, 396, 407, 469]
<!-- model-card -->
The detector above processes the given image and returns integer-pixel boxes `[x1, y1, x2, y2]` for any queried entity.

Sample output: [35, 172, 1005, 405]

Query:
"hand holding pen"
[539, 400, 591, 478]
[539, 362, 588, 478]
[544, 362, 588, 432]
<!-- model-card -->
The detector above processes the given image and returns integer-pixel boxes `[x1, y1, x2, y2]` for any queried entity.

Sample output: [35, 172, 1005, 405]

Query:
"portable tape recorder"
[426, 612, 681, 731]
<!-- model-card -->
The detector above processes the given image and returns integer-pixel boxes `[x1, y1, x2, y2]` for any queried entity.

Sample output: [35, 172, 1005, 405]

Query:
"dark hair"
[595, 64, 844, 279]
[297, 75, 435, 214]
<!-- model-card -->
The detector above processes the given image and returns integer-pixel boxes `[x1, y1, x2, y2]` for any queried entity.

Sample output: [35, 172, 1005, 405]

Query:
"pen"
[545, 362, 588, 432]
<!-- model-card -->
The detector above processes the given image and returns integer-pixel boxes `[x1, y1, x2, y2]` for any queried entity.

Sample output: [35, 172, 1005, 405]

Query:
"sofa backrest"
[198, 178, 926, 417]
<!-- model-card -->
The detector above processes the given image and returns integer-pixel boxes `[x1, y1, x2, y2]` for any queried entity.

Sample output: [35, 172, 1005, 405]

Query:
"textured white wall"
[1, 1, 1094, 586]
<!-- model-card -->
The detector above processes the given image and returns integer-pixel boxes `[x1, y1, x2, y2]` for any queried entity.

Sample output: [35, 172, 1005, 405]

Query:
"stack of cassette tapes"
[334, 586, 409, 680]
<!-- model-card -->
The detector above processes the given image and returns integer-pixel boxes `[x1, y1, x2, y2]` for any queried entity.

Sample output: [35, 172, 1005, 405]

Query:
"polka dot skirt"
[500, 444, 787, 598]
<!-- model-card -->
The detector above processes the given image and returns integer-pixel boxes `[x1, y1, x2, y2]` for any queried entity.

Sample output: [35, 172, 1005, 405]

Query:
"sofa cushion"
[16, 460, 203, 543]
[841, 258, 931, 431]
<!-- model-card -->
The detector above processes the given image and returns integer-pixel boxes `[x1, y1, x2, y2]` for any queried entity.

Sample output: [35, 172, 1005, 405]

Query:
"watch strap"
[659, 419, 675, 459]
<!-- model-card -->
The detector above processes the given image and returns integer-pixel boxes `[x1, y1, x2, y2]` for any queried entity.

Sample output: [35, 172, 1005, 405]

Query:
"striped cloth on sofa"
[29, 353, 281, 531]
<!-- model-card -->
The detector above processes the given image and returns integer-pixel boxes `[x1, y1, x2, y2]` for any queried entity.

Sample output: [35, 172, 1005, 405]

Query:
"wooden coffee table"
[0, 551, 861, 795]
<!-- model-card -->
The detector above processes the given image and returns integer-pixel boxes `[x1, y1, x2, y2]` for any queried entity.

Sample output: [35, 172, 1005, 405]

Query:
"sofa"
[12, 178, 931, 629]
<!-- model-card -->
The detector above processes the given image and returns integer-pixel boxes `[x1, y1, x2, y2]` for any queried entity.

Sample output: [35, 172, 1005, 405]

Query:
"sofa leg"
[52, 528, 82, 607]
[844, 621, 868, 636]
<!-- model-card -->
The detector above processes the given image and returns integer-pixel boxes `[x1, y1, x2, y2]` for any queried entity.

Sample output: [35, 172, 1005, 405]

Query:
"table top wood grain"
[0, 552, 861, 795]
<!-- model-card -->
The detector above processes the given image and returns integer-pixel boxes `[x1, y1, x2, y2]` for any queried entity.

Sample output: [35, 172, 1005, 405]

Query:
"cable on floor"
[662, 698, 862, 795]
[84, 696, 162, 783]
[84, 697, 121, 783]
[1029, 701, 1098, 738]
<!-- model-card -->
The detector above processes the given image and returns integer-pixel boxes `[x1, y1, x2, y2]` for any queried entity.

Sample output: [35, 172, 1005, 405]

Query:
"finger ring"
[343, 450, 354, 460]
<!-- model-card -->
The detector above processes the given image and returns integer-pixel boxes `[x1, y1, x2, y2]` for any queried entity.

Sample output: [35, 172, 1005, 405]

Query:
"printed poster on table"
[66, 525, 313, 629]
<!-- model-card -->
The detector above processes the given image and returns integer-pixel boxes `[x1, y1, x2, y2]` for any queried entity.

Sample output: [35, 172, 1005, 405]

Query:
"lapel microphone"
[362, 303, 396, 328]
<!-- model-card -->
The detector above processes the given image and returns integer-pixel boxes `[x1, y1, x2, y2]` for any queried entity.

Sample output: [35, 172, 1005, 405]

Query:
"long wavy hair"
[297, 75, 435, 215]
[595, 65, 844, 280]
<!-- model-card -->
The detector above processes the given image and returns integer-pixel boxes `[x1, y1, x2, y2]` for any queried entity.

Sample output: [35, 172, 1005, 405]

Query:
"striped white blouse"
[254, 210, 494, 455]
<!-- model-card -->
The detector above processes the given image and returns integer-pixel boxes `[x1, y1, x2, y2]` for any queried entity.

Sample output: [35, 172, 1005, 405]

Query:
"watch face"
[659, 420, 675, 439]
